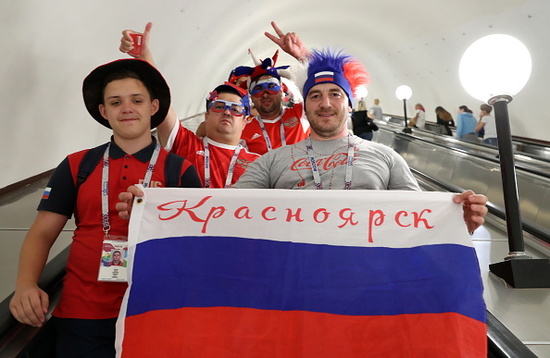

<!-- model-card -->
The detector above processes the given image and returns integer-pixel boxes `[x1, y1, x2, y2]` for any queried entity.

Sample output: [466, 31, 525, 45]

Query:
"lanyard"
[203, 137, 242, 188]
[101, 142, 160, 235]
[256, 116, 286, 152]
[305, 135, 355, 190]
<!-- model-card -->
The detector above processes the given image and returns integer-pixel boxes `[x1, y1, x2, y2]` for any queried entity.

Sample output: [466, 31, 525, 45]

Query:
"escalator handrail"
[487, 311, 539, 358]
[412, 169, 544, 357]
[411, 167, 550, 246]
[0, 246, 69, 355]
[388, 127, 550, 179]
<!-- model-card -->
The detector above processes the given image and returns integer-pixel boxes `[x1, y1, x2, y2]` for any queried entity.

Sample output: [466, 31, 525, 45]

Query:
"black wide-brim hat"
[82, 59, 170, 129]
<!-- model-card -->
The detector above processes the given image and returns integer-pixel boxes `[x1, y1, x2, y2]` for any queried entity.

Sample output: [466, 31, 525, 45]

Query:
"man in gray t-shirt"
[232, 26, 488, 233]
[233, 46, 417, 191]
[234, 135, 419, 191]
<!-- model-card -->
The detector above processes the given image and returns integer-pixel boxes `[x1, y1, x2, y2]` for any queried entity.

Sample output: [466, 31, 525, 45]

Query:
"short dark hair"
[205, 86, 244, 111]
[101, 69, 155, 104]
[480, 104, 492, 114]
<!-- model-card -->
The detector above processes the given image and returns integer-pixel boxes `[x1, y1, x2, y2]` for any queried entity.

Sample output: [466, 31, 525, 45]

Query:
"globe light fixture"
[355, 85, 368, 99]
[459, 34, 549, 288]
[459, 34, 531, 102]
[395, 85, 412, 133]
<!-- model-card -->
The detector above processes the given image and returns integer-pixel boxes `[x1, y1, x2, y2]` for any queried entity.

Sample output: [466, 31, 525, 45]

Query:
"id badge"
[98, 237, 128, 282]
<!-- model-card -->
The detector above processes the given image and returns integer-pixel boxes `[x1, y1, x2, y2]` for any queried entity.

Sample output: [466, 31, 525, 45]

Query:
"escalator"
[374, 121, 550, 357]
[389, 115, 550, 164]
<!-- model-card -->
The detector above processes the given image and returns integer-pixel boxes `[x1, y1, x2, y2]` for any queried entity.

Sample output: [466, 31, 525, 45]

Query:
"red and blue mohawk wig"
[300, 48, 369, 105]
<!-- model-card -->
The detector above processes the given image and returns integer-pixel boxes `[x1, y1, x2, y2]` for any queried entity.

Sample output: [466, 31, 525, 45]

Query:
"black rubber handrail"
[412, 167, 550, 246]
[390, 128, 550, 179]
[0, 246, 69, 357]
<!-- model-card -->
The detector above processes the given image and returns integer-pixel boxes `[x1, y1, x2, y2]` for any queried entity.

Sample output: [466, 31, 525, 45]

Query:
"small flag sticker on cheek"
[42, 187, 51, 200]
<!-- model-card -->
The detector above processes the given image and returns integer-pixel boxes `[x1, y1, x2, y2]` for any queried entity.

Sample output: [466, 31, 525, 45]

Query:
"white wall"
[1, 0, 547, 189]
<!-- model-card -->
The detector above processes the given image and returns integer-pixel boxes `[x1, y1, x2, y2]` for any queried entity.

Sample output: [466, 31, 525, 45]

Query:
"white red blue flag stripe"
[41, 187, 51, 200]
[314, 70, 335, 83]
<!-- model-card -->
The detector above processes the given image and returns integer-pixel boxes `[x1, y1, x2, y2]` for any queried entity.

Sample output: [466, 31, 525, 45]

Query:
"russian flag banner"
[116, 188, 486, 357]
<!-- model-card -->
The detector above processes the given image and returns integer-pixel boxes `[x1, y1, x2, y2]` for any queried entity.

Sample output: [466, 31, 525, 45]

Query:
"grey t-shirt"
[233, 135, 420, 191]
[370, 105, 383, 121]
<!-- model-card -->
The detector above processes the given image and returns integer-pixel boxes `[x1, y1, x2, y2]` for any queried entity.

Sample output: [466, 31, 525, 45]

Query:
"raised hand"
[120, 22, 153, 60]
[264, 21, 310, 62]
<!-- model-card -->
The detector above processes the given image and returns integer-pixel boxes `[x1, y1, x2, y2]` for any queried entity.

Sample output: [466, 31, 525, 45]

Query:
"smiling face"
[99, 78, 159, 143]
[204, 92, 247, 145]
[304, 82, 351, 140]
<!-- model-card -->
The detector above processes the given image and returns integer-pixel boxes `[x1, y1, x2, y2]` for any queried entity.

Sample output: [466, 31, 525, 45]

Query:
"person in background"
[408, 103, 426, 129]
[475, 107, 485, 140]
[435, 106, 455, 136]
[456, 105, 479, 143]
[9, 59, 201, 357]
[119, 23, 260, 188]
[370, 98, 383, 121]
[476, 104, 498, 147]
[476, 120, 485, 140]
[351, 98, 378, 141]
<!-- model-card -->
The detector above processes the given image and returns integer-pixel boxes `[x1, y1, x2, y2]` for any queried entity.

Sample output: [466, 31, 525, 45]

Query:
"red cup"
[128, 33, 143, 56]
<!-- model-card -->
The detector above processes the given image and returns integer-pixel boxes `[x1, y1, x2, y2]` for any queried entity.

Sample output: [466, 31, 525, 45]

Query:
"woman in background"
[351, 99, 378, 141]
[409, 103, 426, 129]
[456, 105, 478, 143]
[435, 106, 455, 136]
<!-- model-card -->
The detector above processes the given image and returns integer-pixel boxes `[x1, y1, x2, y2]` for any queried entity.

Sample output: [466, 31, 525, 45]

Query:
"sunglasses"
[250, 82, 281, 97]
[209, 100, 246, 116]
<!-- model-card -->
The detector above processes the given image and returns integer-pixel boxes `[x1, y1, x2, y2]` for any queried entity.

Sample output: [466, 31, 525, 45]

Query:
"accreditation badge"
[98, 237, 128, 282]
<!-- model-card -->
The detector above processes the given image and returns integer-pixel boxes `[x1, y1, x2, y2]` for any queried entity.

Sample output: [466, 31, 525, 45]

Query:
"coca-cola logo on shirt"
[291, 153, 352, 171]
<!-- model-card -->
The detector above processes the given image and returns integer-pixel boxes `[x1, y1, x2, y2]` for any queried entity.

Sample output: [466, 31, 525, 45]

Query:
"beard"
[258, 103, 279, 116]
[253, 95, 282, 118]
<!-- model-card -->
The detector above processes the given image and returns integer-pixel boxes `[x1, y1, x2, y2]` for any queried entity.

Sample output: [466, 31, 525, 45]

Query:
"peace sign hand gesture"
[264, 21, 310, 62]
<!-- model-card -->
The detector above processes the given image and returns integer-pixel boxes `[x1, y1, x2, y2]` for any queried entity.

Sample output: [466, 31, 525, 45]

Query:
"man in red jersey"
[161, 81, 260, 188]
[240, 23, 312, 154]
